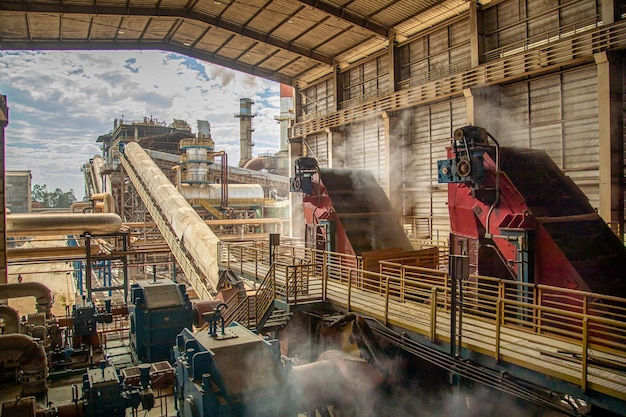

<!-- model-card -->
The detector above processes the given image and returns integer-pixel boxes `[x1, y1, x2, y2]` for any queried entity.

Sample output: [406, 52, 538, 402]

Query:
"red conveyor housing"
[448, 146, 626, 298]
[303, 168, 412, 256]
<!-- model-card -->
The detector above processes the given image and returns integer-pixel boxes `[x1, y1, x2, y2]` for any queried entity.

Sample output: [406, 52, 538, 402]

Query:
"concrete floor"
[7, 236, 77, 318]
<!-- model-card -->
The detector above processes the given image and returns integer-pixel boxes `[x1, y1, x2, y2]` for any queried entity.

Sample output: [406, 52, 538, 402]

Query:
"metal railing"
[218, 242, 626, 400]
[291, 18, 626, 138]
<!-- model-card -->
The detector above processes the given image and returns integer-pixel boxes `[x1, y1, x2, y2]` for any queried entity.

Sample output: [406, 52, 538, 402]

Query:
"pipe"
[6, 213, 122, 237]
[69, 202, 92, 213]
[0, 305, 20, 334]
[0, 282, 52, 316]
[0, 334, 48, 395]
[90, 192, 115, 213]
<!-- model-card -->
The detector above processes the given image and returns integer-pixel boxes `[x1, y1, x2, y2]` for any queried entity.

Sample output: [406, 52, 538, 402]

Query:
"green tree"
[32, 184, 77, 208]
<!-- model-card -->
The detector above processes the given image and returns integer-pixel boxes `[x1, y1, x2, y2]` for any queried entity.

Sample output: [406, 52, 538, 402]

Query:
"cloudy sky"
[0, 50, 281, 200]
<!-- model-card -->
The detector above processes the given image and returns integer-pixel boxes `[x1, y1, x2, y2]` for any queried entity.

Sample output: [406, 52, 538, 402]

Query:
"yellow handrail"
[218, 242, 626, 401]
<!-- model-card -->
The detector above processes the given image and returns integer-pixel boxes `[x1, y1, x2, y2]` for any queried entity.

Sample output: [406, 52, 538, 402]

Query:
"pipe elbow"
[0, 282, 52, 316]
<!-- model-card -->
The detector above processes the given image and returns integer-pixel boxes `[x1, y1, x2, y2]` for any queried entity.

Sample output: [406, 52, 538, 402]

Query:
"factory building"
[6, 171, 32, 214]
[1, 1, 626, 417]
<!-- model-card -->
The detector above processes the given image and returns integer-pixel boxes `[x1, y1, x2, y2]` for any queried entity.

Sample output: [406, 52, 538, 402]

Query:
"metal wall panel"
[341, 54, 389, 104]
[345, 118, 386, 184]
[305, 133, 329, 168]
[405, 98, 466, 239]
[498, 66, 599, 208]
[483, 0, 600, 59]
[301, 77, 334, 119]
[398, 17, 471, 88]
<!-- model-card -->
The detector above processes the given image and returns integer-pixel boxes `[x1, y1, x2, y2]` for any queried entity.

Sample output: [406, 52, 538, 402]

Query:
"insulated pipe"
[6, 213, 122, 237]
[90, 192, 115, 213]
[0, 334, 48, 395]
[0, 283, 52, 316]
[0, 305, 20, 334]
[91, 155, 105, 194]
[69, 202, 92, 213]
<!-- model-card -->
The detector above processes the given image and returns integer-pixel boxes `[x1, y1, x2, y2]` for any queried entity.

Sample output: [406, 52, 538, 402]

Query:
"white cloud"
[0, 50, 281, 199]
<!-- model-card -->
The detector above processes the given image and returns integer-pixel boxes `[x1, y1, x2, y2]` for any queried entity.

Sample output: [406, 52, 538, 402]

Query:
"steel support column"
[463, 86, 500, 136]
[382, 111, 404, 213]
[595, 52, 624, 239]
[0, 95, 8, 290]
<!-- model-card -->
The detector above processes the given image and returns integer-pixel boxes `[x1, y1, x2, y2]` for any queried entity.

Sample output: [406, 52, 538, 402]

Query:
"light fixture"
[214, 0, 222, 4]
[118, 30, 125, 34]
[288, 19, 294, 23]
[184, 42, 191, 46]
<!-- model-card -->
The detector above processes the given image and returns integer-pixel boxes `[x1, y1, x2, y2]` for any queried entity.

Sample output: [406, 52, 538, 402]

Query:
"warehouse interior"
[0, 0, 626, 416]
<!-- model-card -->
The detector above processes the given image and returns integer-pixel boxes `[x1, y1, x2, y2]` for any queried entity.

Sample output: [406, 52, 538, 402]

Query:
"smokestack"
[275, 84, 295, 152]
[235, 98, 256, 167]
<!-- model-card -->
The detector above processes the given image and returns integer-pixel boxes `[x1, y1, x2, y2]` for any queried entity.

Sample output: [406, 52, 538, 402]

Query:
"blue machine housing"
[82, 362, 143, 417]
[130, 279, 193, 363]
[173, 323, 292, 417]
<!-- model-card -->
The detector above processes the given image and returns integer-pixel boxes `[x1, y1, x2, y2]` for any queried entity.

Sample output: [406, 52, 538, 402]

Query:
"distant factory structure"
[5, 170, 31, 213]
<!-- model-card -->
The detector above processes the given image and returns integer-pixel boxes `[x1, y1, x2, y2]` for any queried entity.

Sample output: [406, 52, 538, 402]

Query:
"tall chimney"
[275, 84, 295, 152]
[235, 98, 256, 167]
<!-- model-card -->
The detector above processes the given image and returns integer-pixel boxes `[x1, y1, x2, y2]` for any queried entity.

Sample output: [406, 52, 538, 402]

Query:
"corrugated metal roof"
[0, 0, 466, 86]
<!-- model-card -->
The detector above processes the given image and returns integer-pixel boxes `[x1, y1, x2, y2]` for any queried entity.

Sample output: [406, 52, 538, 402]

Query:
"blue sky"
[0, 50, 281, 199]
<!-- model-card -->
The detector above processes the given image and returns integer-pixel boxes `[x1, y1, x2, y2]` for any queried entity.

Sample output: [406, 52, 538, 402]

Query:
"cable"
[484, 132, 501, 239]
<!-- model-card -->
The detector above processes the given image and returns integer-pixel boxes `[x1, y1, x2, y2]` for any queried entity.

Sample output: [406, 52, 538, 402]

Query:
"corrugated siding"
[406, 97, 466, 239]
[345, 117, 386, 184]
[305, 133, 329, 168]
[398, 17, 471, 87]
[498, 66, 599, 208]
[341, 54, 390, 104]
[301, 77, 334, 118]
[483, 0, 600, 58]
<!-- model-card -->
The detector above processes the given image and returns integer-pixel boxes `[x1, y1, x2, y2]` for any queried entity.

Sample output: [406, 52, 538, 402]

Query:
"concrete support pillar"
[0, 95, 7, 288]
[463, 86, 500, 134]
[289, 137, 304, 238]
[382, 111, 405, 213]
[469, 1, 485, 67]
[595, 52, 624, 239]
[289, 85, 305, 238]
[388, 34, 400, 93]
[601, 0, 619, 25]
[332, 66, 343, 112]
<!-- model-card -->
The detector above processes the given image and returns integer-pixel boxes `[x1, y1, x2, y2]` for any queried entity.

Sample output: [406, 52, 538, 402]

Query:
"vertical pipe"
[430, 288, 437, 343]
[0, 95, 8, 297]
[581, 316, 589, 392]
[85, 233, 92, 303]
[123, 234, 129, 304]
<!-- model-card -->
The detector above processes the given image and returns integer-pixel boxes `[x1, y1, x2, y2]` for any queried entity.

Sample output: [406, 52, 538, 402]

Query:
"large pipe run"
[6, 213, 122, 237]
[123, 142, 220, 294]
[90, 192, 115, 213]
[0, 305, 20, 334]
[0, 334, 48, 395]
[0, 283, 52, 316]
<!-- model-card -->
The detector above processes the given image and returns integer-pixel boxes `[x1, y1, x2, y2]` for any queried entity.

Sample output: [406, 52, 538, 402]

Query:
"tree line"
[32, 184, 77, 208]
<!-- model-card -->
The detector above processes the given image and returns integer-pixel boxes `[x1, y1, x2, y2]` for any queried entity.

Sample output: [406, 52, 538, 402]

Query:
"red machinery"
[291, 157, 412, 256]
[438, 126, 626, 297]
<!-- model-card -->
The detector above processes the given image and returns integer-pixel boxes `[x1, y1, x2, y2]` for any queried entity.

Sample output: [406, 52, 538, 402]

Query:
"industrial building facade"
[0, 0, 624, 243]
[288, 0, 624, 243]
